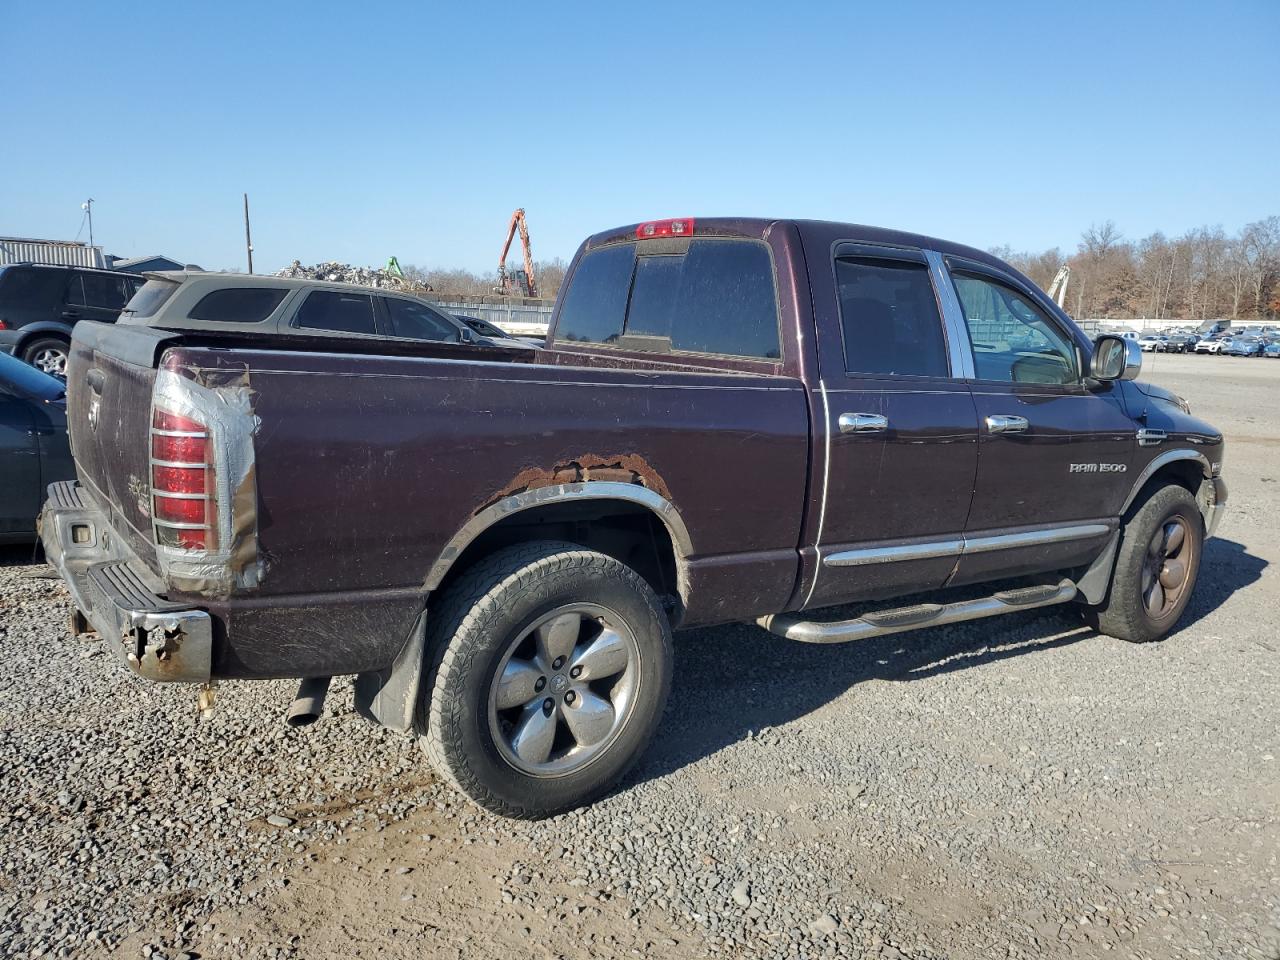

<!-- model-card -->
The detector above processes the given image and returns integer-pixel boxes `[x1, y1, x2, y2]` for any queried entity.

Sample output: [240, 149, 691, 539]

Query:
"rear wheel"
[418, 541, 672, 818]
[1083, 485, 1203, 643]
[21, 337, 70, 376]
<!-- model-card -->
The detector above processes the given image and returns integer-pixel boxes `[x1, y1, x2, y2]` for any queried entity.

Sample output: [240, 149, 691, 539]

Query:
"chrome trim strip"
[152, 490, 210, 501]
[925, 249, 976, 380]
[152, 429, 208, 439]
[826, 539, 964, 567]
[153, 518, 210, 531]
[150, 459, 208, 470]
[962, 523, 1111, 554]
[802, 379, 833, 607]
[424, 482, 694, 605]
[823, 523, 1111, 568]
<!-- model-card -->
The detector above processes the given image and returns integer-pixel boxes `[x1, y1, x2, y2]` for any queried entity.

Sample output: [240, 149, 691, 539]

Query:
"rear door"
[944, 259, 1131, 584]
[66, 271, 133, 325]
[802, 243, 979, 608]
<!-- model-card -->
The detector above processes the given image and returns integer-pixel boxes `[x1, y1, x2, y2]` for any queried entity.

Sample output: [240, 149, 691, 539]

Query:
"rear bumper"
[40, 480, 212, 682]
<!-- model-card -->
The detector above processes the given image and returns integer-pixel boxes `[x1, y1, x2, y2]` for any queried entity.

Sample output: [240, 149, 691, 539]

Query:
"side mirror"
[1091, 334, 1142, 381]
[458, 327, 477, 344]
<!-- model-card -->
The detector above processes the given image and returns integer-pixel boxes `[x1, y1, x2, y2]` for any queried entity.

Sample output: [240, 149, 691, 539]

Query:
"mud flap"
[1075, 530, 1121, 605]
[353, 609, 427, 732]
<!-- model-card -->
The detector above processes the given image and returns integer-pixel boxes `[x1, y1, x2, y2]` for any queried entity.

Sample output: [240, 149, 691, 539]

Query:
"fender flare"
[1121, 449, 1211, 514]
[424, 481, 693, 604]
[11, 322, 75, 351]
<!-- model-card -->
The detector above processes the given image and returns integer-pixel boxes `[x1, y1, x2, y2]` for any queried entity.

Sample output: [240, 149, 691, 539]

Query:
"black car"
[0, 351, 73, 542]
[0, 263, 145, 376]
[455, 314, 545, 347]
[1164, 333, 1199, 353]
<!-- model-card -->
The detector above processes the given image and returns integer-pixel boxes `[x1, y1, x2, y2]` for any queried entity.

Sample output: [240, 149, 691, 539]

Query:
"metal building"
[0, 237, 105, 269]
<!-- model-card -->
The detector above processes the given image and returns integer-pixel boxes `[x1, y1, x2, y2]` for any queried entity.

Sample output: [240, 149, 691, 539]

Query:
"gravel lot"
[1, 352, 1277, 960]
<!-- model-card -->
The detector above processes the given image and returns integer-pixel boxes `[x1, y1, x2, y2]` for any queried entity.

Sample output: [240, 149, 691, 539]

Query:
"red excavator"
[497, 208, 538, 298]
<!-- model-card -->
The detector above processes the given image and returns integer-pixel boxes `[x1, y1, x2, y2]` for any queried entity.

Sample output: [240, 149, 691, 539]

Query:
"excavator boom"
[497, 208, 538, 298]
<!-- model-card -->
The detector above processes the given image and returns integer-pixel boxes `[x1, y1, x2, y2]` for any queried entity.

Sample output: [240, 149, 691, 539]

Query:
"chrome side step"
[757, 578, 1078, 644]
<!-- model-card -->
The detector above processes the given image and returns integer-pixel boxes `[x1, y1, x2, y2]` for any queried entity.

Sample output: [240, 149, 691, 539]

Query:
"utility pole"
[82, 198, 95, 249]
[243, 193, 254, 274]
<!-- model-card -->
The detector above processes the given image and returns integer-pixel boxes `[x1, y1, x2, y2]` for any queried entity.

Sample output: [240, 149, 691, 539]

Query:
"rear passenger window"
[836, 258, 949, 378]
[294, 290, 376, 335]
[556, 244, 636, 345]
[556, 239, 781, 359]
[80, 273, 131, 309]
[189, 288, 288, 323]
[63, 275, 85, 306]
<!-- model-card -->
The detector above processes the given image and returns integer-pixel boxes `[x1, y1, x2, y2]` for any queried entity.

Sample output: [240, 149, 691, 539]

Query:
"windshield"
[0, 350, 66, 401]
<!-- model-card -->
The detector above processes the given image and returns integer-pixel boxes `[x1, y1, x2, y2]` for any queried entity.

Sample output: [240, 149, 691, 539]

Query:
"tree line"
[992, 216, 1280, 322]
[399, 258, 569, 300]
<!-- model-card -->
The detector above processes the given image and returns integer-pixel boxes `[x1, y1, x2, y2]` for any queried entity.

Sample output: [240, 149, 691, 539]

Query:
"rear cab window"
[555, 238, 781, 360]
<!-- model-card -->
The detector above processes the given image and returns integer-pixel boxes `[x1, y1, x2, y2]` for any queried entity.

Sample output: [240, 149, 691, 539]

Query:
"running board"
[757, 578, 1078, 644]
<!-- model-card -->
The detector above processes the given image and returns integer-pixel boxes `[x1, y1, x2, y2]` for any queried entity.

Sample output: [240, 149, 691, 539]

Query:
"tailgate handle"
[86, 368, 106, 394]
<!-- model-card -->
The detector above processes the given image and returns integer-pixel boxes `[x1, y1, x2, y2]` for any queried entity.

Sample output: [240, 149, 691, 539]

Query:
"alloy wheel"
[1141, 516, 1195, 620]
[488, 603, 641, 778]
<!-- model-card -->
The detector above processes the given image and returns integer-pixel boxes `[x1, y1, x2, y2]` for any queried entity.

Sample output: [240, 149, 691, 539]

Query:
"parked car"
[1194, 335, 1228, 355]
[0, 263, 145, 376]
[1224, 336, 1265, 357]
[41, 217, 1227, 818]
[1263, 340, 1280, 358]
[1164, 333, 1198, 353]
[453, 314, 545, 348]
[115, 273, 536, 353]
[0, 351, 73, 542]
[1138, 335, 1166, 352]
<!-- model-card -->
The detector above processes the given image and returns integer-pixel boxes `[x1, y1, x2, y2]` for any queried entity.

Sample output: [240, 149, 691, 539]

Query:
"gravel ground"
[1, 353, 1277, 960]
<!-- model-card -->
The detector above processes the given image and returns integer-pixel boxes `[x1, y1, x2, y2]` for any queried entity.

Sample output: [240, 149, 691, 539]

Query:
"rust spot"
[477, 453, 672, 514]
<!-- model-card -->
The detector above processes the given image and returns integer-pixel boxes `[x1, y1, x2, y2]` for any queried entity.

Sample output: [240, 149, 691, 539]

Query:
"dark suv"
[0, 263, 145, 375]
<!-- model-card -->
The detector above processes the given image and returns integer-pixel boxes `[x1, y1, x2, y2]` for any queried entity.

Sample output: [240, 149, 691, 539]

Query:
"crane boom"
[1046, 265, 1070, 308]
[497, 208, 539, 298]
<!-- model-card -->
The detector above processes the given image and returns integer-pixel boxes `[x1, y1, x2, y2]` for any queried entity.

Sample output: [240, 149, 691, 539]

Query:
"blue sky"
[4, 0, 1277, 273]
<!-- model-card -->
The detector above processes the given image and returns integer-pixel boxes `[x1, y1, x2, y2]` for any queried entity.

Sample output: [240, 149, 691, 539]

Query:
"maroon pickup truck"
[41, 218, 1227, 817]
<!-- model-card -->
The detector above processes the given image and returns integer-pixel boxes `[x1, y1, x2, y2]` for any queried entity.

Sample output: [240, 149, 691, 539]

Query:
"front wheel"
[418, 541, 673, 818]
[1083, 485, 1203, 643]
[21, 337, 70, 376]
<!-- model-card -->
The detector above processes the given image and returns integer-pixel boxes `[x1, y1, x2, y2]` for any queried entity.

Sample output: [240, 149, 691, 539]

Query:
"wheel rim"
[488, 603, 641, 778]
[31, 347, 67, 375]
[1140, 515, 1195, 621]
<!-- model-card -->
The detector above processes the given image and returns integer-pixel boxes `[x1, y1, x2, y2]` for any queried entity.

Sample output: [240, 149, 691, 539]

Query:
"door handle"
[61, 310, 80, 320]
[838, 412, 889, 434]
[985, 414, 1029, 434]
[86, 368, 105, 394]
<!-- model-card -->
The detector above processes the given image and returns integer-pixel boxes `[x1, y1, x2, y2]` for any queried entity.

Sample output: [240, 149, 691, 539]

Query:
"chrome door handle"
[838, 412, 888, 434]
[986, 414, 1029, 434]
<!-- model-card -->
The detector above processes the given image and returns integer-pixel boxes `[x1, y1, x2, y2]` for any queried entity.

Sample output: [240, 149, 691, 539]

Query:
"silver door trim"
[824, 521, 1111, 567]
[925, 249, 976, 380]
[802, 378, 833, 607]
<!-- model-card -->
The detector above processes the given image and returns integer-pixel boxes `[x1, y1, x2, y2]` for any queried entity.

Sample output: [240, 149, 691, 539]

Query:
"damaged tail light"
[151, 406, 215, 551]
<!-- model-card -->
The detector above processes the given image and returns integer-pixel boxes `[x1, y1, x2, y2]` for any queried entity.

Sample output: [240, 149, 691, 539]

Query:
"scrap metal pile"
[274, 260, 431, 291]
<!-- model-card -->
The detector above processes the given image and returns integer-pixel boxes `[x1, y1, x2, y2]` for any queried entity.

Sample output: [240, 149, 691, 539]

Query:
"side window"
[835, 257, 949, 377]
[556, 244, 636, 344]
[80, 273, 131, 310]
[189, 288, 288, 323]
[294, 290, 376, 335]
[626, 240, 779, 358]
[383, 298, 458, 341]
[63, 275, 85, 306]
[951, 273, 1078, 385]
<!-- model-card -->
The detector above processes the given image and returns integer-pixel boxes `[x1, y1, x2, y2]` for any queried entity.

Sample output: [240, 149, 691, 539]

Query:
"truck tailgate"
[66, 321, 178, 569]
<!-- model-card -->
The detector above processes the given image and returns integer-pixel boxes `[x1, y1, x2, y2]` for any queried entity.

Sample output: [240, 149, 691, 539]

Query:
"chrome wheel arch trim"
[1121, 449, 1212, 514]
[424, 481, 693, 602]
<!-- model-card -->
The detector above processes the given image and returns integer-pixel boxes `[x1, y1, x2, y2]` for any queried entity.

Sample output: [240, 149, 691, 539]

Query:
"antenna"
[81, 198, 95, 250]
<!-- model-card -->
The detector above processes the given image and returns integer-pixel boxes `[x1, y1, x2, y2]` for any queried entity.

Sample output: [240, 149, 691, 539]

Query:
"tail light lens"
[151, 406, 214, 551]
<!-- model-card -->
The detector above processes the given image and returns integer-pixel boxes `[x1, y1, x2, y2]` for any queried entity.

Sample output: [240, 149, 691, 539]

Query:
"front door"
[944, 260, 1132, 585]
[0, 394, 39, 537]
[803, 244, 979, 609]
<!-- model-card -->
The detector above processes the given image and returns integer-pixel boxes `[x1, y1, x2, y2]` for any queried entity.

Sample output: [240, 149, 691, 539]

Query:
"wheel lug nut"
[542, 698, 554, 714]
[552, 656, 566, 670]
[534, 676, 546, 692]
[565, 691, 577, 705]
[569, 666, 583, 679]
